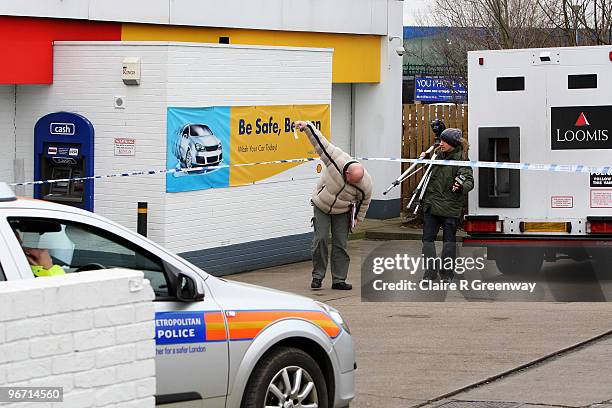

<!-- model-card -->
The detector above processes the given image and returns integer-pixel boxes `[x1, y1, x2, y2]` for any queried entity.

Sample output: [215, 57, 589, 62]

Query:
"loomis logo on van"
[575, 112, 590, 127]
[551, 106, 612, 150]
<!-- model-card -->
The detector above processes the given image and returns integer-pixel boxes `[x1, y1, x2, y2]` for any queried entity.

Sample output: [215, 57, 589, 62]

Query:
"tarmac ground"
[228, 236, 612, 408]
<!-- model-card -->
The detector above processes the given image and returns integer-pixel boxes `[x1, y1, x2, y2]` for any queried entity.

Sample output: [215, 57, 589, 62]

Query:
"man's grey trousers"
[311, 204, 350, 283]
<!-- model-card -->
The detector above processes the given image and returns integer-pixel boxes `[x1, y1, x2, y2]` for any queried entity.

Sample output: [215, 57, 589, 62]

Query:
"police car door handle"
[225, 311, 236, 318]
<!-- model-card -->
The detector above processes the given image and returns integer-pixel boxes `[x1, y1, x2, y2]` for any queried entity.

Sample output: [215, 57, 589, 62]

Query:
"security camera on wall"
[388, 36, 406, 57]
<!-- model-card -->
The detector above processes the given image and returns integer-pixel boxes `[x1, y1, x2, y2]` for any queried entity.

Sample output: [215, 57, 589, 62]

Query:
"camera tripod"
[383, 142, 440, 214]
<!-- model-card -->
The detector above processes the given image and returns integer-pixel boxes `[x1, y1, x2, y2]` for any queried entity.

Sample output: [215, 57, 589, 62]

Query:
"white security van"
[463, 45, 612, 274]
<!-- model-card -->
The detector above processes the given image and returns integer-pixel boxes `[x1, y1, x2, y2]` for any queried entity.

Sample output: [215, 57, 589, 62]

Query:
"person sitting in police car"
[26, 247, 65, 277]
[15, 230, 65, 277]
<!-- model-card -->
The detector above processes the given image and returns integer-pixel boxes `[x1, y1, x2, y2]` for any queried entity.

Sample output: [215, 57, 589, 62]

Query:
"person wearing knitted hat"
[418, 128, 473, 283]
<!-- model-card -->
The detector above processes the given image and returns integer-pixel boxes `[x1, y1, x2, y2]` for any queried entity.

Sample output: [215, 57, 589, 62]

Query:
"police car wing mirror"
[176, 273, 205, 302]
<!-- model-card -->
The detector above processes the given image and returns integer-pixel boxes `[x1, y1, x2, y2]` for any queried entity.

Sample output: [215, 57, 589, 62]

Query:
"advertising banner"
[414, 75, 467, 103]
[166, 105, 330, 193]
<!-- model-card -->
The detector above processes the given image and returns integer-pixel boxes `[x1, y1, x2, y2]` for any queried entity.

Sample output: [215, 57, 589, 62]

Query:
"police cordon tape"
[8, 157, 612, 187]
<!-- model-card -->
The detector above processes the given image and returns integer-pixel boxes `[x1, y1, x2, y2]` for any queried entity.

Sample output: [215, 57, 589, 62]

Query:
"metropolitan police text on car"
[157, 317, 200, 339]
[155, 312, 206, 345]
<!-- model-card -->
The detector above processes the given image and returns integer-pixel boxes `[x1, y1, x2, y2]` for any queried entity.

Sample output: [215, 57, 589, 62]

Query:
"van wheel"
[241, 346, 328, 408]
[495, 248, 544, 275]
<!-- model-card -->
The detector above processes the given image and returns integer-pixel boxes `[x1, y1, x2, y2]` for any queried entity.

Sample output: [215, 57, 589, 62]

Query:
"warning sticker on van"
[551, 106, 612, 150]
[551, 196, 573, 208]
[590, 173, 612, 187]
[590, 190, 612, 208]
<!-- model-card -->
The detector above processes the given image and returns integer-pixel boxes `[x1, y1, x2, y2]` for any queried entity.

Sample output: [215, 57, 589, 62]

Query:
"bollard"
[137, 202, 148, 237]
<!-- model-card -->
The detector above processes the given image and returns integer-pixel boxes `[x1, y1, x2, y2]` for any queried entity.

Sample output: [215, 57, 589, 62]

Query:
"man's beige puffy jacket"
[303, 122, 372, 221]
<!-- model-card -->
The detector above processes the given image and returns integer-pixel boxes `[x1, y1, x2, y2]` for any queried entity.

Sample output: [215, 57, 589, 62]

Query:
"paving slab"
[445, 336, 612, 407]
[351, 217, 465, 241]
[227, 239, 612, 407]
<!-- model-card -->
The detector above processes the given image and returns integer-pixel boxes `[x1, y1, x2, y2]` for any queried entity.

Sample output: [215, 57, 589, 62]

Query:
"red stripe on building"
[0, 16, 121, 84]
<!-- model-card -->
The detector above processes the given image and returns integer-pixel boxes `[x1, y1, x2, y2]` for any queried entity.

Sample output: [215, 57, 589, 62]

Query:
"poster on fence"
[166, 104, 330, 193]
[414, 75, 467, 103]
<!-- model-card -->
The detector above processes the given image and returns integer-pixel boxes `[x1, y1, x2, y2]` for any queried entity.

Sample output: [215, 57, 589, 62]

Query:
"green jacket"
[422, 145, 474, 218]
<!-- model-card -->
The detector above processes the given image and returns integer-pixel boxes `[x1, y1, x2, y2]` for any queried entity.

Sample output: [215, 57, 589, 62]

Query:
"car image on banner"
[166, 106, 230, 193]
[175, 124, 223, 169]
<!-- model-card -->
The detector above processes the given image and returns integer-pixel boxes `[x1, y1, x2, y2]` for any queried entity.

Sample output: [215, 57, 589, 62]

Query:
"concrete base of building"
[180, 232, 313, 276]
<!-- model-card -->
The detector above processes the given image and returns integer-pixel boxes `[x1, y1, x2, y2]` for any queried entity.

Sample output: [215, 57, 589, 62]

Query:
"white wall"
[164, 43, 332, 253]
[353, 0, 403, 208]
[10, 42, 331, 253]
[0, 270, 156, 408]
[14, 44, 170, 245]
[0, 0, 388, 35]
[0, 86, 16, 185]
[331, 84, 352, 154]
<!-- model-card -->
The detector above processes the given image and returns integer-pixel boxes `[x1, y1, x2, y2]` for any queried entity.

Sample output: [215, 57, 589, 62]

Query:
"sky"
[403, 0, 434, 26]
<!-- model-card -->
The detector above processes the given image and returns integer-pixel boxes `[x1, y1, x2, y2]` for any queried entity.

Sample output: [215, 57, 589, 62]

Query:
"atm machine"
[34, 112, 94, 212]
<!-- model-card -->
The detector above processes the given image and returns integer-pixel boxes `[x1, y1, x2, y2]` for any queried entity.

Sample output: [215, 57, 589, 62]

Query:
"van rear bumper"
[463, 235, 612, 247]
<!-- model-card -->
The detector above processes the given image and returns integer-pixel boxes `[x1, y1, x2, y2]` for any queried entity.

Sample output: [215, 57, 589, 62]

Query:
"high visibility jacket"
[31, 265, 66, 277]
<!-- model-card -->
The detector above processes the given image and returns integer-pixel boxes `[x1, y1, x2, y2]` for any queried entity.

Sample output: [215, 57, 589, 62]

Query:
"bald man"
[295, 121, 372, 290]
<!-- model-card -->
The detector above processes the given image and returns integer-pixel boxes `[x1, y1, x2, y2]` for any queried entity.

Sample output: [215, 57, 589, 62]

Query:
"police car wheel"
[495, 248, 543, 275]
[241, 346, 328, 408]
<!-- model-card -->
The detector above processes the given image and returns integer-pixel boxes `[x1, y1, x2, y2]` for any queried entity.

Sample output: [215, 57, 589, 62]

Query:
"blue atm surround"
[34, 112, 95, 212]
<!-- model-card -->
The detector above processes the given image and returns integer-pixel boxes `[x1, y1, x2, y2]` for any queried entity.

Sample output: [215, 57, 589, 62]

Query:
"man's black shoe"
[421, 270, 438, 282]
[440, 271, 454, 283]
[331, 282, 352, 290]
[441, 275, 454, 283]
[311, 278, 322, 289]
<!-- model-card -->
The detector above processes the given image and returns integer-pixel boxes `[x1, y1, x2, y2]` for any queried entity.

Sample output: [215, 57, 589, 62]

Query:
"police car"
[0, 183, 355, 408]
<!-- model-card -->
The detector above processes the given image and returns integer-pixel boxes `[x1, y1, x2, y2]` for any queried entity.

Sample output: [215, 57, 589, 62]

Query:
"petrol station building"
[0, 1, 403, 274]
